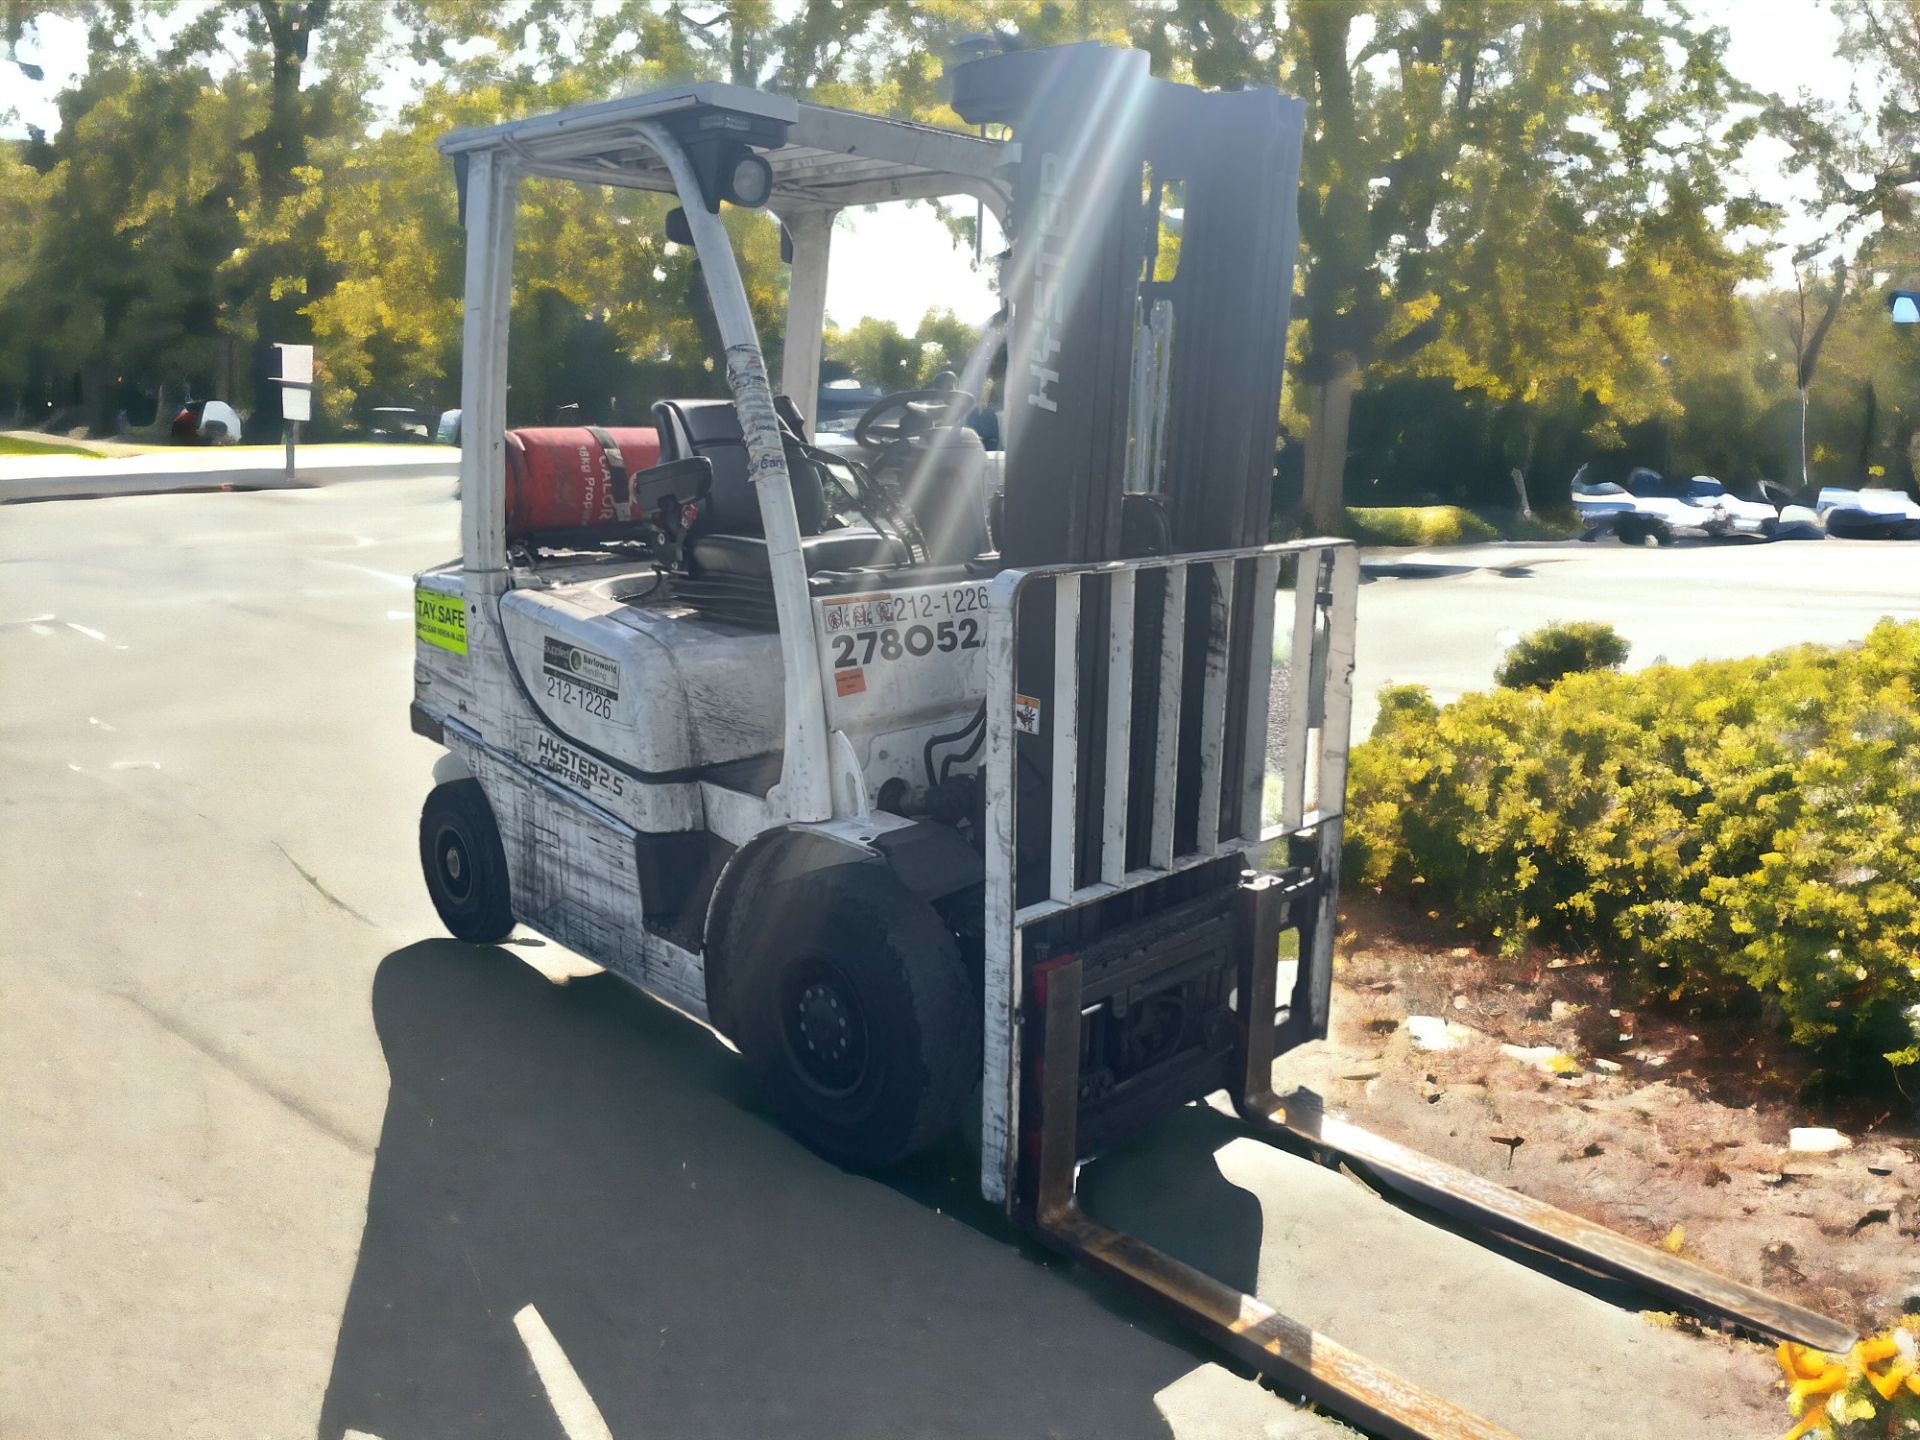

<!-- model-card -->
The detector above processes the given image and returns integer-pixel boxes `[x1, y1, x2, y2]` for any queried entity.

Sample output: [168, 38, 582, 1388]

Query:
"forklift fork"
[1019, 874, 1854, 1440]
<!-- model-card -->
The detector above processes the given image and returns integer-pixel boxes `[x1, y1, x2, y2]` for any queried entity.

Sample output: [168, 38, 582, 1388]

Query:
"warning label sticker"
[415, 589, 467, 655]
[835, 667, 867, 697]
[1014, 693, 1042, 736]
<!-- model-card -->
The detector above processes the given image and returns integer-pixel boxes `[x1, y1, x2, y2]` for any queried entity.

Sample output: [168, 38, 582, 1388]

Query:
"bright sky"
[1, 1, 1877, 329]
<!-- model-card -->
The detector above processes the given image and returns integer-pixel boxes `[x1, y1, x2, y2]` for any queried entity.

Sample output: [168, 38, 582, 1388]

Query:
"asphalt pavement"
[4, 477, 1865, 1440]
[1351, 534, 1920, 733]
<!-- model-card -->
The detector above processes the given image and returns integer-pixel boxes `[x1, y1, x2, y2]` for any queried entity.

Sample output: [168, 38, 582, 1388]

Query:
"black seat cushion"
[688, 529, 909, 580]
[652, 397, 825, 539]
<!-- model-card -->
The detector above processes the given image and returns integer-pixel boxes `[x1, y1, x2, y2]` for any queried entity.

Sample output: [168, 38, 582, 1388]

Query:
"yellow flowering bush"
[1778, 1322, 1920, 1438]
[1346, 621, 1920, 1091]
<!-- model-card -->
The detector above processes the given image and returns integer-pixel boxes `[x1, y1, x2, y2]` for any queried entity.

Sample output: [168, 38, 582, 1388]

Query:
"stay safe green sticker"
[415, 588, 467, 655]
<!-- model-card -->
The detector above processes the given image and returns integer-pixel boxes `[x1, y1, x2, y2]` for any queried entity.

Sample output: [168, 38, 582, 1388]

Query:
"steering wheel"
[854, 388, 977, 450]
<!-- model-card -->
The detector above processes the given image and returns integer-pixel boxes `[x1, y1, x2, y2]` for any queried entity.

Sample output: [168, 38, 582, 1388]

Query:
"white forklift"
[411, 42, 1849, 1439]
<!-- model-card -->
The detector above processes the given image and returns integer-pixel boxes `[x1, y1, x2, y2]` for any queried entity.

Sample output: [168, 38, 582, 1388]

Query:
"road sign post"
[275, 343, 314, 481]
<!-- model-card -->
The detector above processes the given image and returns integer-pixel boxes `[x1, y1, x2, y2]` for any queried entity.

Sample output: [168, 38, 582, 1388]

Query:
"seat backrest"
[652, 397, 824, 538]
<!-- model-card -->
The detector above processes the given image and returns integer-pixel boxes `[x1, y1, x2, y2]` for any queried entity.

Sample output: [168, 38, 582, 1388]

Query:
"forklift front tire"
[731, 866, 977, 1171]
[419, 779, 515, 944]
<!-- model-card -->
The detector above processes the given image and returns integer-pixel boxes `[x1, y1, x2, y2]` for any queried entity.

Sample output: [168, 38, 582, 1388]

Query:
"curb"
[0, 457, 459, 505]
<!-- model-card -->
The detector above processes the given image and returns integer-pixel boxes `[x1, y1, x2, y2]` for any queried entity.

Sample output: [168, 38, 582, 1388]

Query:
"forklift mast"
[951, 43, 1303, 562]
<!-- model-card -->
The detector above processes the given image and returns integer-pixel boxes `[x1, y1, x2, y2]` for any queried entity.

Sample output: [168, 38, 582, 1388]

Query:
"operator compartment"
[486, 408, 1001, 798]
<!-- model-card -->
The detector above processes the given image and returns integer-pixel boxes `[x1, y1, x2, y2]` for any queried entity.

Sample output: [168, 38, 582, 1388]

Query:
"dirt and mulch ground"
[1270, 897, 1920, 1339]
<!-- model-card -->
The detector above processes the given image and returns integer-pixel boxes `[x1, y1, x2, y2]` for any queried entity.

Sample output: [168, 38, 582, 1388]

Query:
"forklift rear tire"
[731, 866, 977, 1171]
[419, 779, 515, 943]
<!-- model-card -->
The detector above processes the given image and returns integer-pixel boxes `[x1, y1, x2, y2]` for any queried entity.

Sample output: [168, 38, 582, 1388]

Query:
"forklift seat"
[651, 398, 826, 537]
[654, 396, 909, 582]
[686, 529, 909, 579]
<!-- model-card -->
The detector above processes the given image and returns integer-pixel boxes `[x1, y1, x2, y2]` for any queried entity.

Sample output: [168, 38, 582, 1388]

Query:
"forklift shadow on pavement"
[318, 941, 1281, 1440]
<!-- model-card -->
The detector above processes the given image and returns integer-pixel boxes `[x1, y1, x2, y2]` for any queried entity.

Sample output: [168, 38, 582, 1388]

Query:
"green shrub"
[1345, 620, 1920, 1091]
[1344, 505, 1501, 546]
[1371, 683, 1439, 737]
[1495, 621, 1631, 689]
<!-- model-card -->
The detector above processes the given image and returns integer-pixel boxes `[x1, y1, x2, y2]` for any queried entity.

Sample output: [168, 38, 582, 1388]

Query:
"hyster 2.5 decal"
[541, 636, 620, 721]
[533, 732, 625, 800]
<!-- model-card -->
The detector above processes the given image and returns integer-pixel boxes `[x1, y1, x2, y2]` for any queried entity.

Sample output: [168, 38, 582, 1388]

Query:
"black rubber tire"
[419, 779, 515, 943]
[729, 866, 978, 1170]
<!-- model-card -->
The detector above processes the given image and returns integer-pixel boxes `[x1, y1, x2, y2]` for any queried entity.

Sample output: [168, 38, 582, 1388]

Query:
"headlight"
[723, 149, 774, 209]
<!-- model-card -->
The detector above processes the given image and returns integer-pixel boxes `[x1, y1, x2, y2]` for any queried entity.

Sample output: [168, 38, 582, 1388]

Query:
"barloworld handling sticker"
[542, 636, 620, 698]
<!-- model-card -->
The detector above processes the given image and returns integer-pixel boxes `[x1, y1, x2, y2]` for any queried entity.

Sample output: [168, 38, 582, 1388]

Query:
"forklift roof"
[437, 81, 1009, 213]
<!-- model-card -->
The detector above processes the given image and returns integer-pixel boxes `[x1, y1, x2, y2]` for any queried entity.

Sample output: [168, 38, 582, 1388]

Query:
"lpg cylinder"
[503, 426, 662, 541]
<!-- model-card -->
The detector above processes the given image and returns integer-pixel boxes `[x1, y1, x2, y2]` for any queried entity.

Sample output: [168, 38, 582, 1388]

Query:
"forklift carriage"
[411, 43, 1850, 1440]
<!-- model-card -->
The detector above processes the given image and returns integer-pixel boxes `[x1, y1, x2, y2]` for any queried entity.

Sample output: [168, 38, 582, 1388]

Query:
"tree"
[0, 0, 376, 432]
[1280, 2, 1760, 528]
[820, 309, 983, 392]
[1780, 259, 1849, 491]
[1769, 0, 1920, 249]
[0, 58, 259, 430]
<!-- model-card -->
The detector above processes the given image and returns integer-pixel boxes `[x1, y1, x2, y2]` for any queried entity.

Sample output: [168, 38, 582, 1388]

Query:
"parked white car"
[1572, 466, 1780, 543]
[1816, 486, 1920, 539]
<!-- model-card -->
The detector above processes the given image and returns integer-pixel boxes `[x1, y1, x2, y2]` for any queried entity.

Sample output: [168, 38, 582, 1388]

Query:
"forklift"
[410, 42, 1851, 1439]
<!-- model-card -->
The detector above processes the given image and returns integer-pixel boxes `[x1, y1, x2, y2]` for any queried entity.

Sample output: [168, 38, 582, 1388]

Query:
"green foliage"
[0, 435, 96, 457]
[1494, 622, 1630, 691]
[0, 0, 1907, 491]
[822, 308, 983, 393]
[1343, 506, 1499, 546]
[1347, 621, 1920, 1091]
[1370, 684, 1439, 738]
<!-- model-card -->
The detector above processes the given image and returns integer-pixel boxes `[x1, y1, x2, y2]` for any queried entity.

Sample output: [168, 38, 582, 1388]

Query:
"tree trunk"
[1509, 468, 1532, 520]
[141, 382, 178, 436]
[1857, 378, 1878, 479]
[1798, 385, 1810, 491]
[1302, 353, 1359, 533]
[243, 1, 329, 440]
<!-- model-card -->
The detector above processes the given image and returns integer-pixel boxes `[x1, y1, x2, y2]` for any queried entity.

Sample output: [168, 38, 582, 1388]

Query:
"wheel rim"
[779, 957, 870, 1098]
[435, 822, 474, 903]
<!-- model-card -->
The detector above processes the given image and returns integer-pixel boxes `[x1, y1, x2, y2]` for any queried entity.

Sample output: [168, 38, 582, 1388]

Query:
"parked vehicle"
[1816, 485, 1920, 539]
[1572, 466, 1813, 543]
[1754, 480, 1826, 540]
[369, 406, 432, 441]
[168, 398, 242, 445]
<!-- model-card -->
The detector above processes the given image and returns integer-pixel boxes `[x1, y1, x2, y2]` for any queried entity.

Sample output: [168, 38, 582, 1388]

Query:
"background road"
[1352, 535, 1920, 732]
[6, 478, 1885, 1440]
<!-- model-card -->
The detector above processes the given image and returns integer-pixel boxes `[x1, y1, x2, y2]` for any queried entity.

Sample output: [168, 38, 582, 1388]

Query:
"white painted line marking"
[308, 557, 414, 589]
[30, 623, 54, 637]
[109, 760, 161, 771]
[2, 613, 56, 627]
[65, 621, 108, 641]
[514, 1304, 615, 1440]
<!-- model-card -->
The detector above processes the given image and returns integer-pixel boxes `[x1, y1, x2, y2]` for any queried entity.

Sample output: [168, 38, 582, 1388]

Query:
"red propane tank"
[503, 426, 662, 541]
